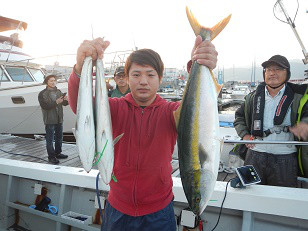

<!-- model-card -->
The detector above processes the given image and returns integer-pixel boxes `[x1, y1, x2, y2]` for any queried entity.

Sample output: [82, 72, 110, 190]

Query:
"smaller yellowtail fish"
[73, 57, 96, 173]
[174, 7, 231, 216]
[95, 59, 123, 184]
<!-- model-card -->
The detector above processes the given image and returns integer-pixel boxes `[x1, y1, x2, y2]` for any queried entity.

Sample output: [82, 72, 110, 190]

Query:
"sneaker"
[56, 153, 68, 159]
[48, 157, 60, 164]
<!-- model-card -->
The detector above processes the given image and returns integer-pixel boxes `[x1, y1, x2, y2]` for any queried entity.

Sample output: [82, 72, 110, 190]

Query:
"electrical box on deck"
[180, 209, 197, 228]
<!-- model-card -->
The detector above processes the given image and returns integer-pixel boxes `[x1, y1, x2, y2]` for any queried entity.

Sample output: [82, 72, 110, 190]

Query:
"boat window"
[5, 67, 33, 82]
[0, 68, 9, 82]
[28, 68, 45, 83]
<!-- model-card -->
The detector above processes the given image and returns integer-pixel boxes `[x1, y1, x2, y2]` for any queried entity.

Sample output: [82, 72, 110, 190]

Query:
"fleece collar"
[123, 93, 166, 108]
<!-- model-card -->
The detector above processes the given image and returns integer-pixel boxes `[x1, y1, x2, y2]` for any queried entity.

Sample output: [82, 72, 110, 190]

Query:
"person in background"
[38, 75, 69, 164]
[108, 66, 131, 98]
[234, 55, 308, 187]
[68, 36, 217, 231]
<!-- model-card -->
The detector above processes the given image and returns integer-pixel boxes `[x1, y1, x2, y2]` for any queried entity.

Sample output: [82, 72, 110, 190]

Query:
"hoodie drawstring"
[126, 105, 135, 166]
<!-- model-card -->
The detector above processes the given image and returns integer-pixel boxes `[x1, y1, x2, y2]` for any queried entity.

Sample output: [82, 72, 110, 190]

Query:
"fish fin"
[210, 70, 223, 96]
[210, 14, 232, 41]
[173, 106, 182, 129]
[198, 144, 208, 166]
[113, 133, 124, 145]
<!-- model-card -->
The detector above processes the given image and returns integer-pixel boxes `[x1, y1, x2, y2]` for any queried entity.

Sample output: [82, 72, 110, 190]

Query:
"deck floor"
[0, 134, 82, 168]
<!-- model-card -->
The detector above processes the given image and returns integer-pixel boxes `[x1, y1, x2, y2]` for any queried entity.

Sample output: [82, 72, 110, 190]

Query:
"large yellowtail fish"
[175, 7, 231, 216]
[73, 57, 96, 172]
[95, 59, 123, 184]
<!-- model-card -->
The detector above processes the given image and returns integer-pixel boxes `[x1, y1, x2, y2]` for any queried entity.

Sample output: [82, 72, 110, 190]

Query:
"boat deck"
[0, 134, 236, 181]
[0, 134, 82, 168]
[0, 134, 183, 174]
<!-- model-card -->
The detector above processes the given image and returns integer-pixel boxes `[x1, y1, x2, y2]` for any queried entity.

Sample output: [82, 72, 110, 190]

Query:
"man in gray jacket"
[234, 55, 308, 187]
[38, 75, 69, 164]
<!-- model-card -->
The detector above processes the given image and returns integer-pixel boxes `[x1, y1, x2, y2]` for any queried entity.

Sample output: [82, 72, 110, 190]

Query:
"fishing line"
[210, 177, 236, 231]
[222, 173, 229, 182]
[5, 21, 23, 63]
[273, 0, 299, 25]
[95, 172, 104, 221]
[3, 106, 41, 133]
[93, 140, 108, 166]
[0, 147, 49, 163]
[2, 51, 133, 66]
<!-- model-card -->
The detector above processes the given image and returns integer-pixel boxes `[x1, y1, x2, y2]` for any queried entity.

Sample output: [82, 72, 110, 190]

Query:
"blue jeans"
[45, 124, 63, 158]
[101, 201, 176, 231]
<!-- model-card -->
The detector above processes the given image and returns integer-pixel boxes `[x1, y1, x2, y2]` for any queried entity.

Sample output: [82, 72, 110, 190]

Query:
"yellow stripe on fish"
[176, 6, 231, 216]
[192, 71, 201, 171]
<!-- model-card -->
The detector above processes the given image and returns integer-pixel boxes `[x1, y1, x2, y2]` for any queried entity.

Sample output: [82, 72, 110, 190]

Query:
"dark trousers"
[45, 124, 63, 158]
[245, 149, 298, 187]
[101, 201, 176, 231]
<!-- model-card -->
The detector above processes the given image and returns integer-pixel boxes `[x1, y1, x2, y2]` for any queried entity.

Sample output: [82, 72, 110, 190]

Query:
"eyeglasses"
[115, 74, 126, 79]
[264, 67, 286, 73]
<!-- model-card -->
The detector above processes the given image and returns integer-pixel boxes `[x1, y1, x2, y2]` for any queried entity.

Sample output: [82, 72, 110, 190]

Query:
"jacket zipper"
[133, 107, 144, 215]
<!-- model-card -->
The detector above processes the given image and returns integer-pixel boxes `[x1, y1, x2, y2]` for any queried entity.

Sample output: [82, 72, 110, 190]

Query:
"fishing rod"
[275, 0, 308, 64]
[224, 140, 308, 145]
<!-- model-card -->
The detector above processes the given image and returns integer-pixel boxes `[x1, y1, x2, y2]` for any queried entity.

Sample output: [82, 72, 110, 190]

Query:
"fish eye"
[195, 197, 200, 203]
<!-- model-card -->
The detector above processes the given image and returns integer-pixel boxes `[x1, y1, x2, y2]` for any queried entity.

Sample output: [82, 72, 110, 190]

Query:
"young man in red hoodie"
[68, 37, 217, 231]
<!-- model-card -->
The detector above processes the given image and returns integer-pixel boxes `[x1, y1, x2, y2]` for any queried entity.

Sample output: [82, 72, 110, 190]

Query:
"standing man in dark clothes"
[108, 66, 131, 98]
[38, 75, 69, 164]
[234, 55, 308, 187]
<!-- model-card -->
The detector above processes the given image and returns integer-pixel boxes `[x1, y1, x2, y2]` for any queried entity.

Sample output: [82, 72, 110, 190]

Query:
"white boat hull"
[0, 81, 76, 134]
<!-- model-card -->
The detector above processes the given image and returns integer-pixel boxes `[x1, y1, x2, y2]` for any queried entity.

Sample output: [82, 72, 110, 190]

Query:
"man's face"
[47, 77, 57, 88]
[114, 72, 128, 88]
[128, 63, 161, 106]
[264, 65, 288, 88]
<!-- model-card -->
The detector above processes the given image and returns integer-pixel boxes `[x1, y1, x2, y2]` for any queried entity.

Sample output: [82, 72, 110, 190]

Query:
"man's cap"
[43, 74, 57, 84]
[114, 66, 125, 75]
[261, 55, 290, 69]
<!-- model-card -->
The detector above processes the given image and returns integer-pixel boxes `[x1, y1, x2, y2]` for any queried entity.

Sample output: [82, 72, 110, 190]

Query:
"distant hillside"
[222, 59, 307, 82]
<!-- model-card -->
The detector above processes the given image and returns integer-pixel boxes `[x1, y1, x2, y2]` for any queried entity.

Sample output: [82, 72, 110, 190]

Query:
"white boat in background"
[230, 85, 251, 100]
[0, 16, 76, 135]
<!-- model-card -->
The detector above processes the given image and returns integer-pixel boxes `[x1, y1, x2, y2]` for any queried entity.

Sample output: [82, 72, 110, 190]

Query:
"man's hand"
[243, 134, 255, 149]
[75, 37, 110, 75]
[290, 122, 308, 141]
[56, 96, 64, 104]
[191, 35, 218, 70]
[106, 81, 113, 91]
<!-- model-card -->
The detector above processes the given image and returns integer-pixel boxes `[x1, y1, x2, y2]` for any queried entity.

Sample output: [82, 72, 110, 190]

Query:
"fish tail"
[210, 14, 232, 41]
[210, 70, 223, 95]
[185, 6, 231, 41]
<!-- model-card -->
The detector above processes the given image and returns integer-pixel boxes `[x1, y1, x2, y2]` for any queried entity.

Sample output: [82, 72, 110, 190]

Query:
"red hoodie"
[68, 72, 180, 216]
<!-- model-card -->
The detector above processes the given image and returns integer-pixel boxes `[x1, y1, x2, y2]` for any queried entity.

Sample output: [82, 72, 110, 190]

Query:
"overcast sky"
[1, 0, 308, 69]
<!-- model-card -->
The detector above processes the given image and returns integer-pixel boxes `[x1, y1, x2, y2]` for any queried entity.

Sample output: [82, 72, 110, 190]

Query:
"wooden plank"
[0, 135, 82, 168]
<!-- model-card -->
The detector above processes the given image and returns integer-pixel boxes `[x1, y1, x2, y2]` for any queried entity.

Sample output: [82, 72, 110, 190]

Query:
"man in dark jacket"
[38, 75, 69, 164]
[108, 66, 131, 98]
[234, 55, 308, 187]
